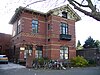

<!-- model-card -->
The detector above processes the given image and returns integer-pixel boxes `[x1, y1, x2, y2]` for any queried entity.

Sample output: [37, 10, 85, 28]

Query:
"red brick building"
[0, 33, 11, 57]
[9, 5, 81, 67]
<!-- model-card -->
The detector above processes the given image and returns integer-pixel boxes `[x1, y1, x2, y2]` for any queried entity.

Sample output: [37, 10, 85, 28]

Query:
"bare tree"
[25, 0, 100, 21]
[6, 0, 100, 21]
[67, 0, 100, 21]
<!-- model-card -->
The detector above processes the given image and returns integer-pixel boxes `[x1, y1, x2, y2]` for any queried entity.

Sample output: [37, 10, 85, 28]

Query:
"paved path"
[0, 63, 100, 75]
[0, 63, 25, 70]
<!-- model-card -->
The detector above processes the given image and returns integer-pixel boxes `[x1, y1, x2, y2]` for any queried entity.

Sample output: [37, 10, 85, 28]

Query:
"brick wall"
[0, 33, 11, 56]
[11, 11, 76, 61]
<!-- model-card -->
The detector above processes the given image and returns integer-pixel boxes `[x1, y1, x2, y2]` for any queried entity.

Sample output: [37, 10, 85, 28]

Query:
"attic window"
[62, 11, 67, 19]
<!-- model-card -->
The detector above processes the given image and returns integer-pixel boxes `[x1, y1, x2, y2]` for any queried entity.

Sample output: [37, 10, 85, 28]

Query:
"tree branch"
[25, 0, 46, 8]
[68, 0, 100, 21]
[23, 0, 100, 21]
[81, 0, 85, 4]
[73, 0, 89, 7]
[86, 0, 96, 12]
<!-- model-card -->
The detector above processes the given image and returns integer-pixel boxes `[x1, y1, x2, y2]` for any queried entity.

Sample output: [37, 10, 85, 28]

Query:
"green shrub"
[37, 58, 44, 65]
[33, 57, 49, 65]
[88, 59, 96, 66]
[70, 56, 89, 67]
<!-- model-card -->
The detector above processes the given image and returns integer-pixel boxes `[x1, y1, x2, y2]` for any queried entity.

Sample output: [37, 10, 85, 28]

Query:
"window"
[62, 11, 67, 18]
[60, 23, 68, 34]
[18, 19, 21, 25]
[35, 46, 43, 58]
[60, 46, 68, 59]
[24, 45, 33, 59]
[17, 20, 21, 33]
[16, 19, 21, 35]
[48, 24, 51, 30]
[12, 31, 15, 36]
[32, 20, 38, 33]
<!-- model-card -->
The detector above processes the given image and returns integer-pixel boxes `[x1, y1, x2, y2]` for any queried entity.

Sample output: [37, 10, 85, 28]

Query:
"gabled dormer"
[48, 4, 81, 21]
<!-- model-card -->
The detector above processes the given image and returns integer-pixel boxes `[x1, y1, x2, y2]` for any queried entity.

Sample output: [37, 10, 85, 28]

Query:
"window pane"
[35, 51, 38, 58]
[35, 25, 38, 33]
[32, 20, 38, 33]
[32, 24, 37, 28]
[32, 28, 36, 33]
[48, 24, 51, 30]
[35, 46, 43, 58]
[60, 46, 68, 59]
[39, 51, 42, 54]
[39, 54, 42, 58]
[60, 26, 62, 34]
[18, 26, 20, 33]
[18, 20, 21, 26]
[65, 50, 68, 53]
[64, 46, 68, 50]
[13, 31, 15, 36]
[60, 54, 63, 59]
[60, 23, 68, 34]
[63, 27, 66, 34]
[62, 12, 67, 18]
[66, 24, 68, 34]
[60, 50, 63, 54]
[32, 20, 38, 24]
[65, 54, 68, 59]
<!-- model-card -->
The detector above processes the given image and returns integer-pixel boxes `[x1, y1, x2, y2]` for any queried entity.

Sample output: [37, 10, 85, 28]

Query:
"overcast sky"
[0, 0, 100, 45]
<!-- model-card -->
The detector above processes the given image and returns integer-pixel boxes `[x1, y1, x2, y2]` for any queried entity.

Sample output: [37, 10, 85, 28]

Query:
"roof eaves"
[9, 7, 22, 24]
[21, 6, 47, 15]
[9, 6, 47, 24]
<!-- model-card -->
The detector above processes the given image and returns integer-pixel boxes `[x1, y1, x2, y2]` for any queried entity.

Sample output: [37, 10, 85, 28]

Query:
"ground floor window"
[24, 45, 33, 59]
[60, 46, 68, 59]
[35, 46, 43, 58]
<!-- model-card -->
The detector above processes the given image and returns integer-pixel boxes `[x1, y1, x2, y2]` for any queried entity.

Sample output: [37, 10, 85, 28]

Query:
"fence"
[76, 48, 100, 65]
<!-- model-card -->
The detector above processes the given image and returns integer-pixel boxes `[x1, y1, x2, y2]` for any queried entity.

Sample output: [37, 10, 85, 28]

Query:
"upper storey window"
[32, 20, 38, 33]
[60, 22, 68, 34]
[62, 11, 67, 19]
[13, 19, 21, 36]
[17, 20, 21, 34]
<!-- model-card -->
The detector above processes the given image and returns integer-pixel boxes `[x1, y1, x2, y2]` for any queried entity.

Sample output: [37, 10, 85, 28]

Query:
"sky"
[0, 0, 100, 45]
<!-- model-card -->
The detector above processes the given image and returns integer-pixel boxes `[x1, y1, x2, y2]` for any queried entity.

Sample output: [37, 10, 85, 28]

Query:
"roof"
[48, 4, 81, 21]
[9, 6, 46, 24]
[9, 4, 81, 24]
